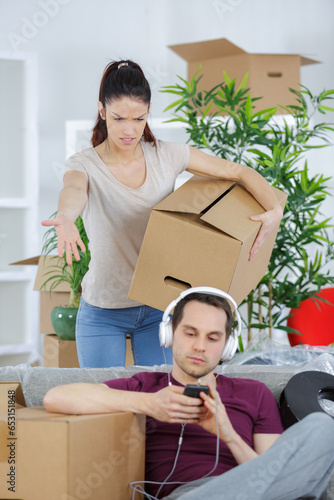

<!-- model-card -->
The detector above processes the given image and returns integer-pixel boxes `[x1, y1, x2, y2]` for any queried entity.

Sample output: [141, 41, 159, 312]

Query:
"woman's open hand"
[41, 214, 86, 265]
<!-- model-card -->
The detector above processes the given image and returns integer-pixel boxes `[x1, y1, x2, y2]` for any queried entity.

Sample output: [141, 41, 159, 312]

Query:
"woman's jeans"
[76, 297, 172, 368]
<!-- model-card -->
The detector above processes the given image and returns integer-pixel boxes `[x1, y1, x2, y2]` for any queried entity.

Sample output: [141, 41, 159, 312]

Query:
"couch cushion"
[0, 363, 297, 407]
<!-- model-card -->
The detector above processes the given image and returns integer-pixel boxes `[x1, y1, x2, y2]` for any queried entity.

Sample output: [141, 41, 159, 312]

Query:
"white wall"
[1, 0, 334, 259]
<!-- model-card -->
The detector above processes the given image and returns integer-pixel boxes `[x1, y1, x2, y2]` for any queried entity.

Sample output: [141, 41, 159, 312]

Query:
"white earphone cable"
[130, 374, 222, 499]
[155, 423, 186, 498]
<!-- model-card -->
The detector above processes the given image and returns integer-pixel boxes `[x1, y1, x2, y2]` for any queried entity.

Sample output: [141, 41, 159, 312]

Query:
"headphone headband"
[162, 286, 239, 324]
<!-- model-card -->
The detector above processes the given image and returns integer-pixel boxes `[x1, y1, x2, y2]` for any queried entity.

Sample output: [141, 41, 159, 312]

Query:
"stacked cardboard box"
[12, 256, 135, 367]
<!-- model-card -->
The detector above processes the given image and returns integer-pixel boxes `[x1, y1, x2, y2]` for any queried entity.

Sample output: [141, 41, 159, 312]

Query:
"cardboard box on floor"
[169, 38, 319, 112]
[43, 333, 80, 368]
[0, 382, 145, 500]
[43, 334, 135, 368]
[129, 175, 287, 311]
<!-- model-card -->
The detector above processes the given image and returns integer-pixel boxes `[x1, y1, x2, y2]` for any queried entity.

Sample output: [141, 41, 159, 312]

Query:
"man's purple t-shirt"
[104, 372, 283, 498]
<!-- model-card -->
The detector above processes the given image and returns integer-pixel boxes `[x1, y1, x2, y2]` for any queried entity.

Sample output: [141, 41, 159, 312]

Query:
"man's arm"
[43, 382, 207, 423]
[198, 388, 280, 465]
[43, 383, 150, 415]
[253, 433, 280, 455]
[223, 431, 280, 464]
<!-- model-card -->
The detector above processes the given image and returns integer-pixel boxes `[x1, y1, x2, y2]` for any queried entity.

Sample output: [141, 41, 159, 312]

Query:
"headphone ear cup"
[221, 334, 238, 361]
[159, 321, 173, 348]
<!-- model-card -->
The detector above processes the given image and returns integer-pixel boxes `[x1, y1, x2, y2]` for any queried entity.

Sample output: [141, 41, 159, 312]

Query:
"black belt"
[279, 371, 334, 428]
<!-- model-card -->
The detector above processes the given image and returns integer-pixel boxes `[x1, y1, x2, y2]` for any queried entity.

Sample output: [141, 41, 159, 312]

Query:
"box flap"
[202, 184, 287, 240]
[300, 55, 320, 66]
[201, 184, 263, 241]
[10, 255, 41, 266]
[11, 255, 71, 292]
[274, 186, 288, 208]
[34, 255, 71, 292]
[155, 175, 235, 215]
[169, 37, 247, 62]
[169, 37, 319, 66]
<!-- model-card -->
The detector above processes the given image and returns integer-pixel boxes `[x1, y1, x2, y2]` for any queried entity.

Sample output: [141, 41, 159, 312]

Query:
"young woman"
[42, 60, 283, 368]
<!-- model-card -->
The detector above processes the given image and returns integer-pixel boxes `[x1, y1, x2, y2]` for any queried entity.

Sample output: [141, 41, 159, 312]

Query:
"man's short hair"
[171, 292, 234, 339]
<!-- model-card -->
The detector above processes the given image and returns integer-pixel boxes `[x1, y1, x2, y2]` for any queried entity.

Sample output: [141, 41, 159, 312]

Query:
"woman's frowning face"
[99, 96, 150, 152]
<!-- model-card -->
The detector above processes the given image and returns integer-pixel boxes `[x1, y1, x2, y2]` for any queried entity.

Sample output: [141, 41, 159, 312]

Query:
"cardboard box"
[11, 255, 71, 334]
[125, 337, 135, 366]
[0, 382, 26, 466]
[44, 334, 135, 368]
[169, 38, 319, 112]
[0, 383, 145, 500]
[43, 334, 80, 368]
[129, 175, 287, 311]
[0, 381, 25, 413]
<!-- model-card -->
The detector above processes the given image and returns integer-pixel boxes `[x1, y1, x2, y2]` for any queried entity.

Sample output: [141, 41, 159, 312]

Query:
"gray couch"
[0, 363, 333, 499]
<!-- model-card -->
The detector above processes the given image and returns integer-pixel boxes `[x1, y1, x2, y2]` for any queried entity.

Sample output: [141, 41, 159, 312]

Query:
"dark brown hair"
[91, 60, 156, 147]
[171, 292, 234, 340]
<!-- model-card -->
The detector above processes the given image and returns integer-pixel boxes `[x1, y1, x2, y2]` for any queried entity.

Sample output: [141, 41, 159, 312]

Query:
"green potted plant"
[161, 70, 334, 346]
[41, 215, 90, 340]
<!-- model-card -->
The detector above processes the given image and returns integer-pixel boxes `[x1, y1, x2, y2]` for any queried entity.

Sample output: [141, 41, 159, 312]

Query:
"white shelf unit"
[0, 52, 39, 364]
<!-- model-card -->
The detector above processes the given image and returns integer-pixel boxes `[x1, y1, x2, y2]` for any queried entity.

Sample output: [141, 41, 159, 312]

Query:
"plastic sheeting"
[227, 332, 334, 367]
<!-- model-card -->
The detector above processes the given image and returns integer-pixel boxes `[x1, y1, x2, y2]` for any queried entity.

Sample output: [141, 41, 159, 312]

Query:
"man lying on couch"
[44, 287, 334, 500]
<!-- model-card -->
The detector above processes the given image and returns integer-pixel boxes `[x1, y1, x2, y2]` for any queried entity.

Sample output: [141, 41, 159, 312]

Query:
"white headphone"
[159, 286, 242, 361]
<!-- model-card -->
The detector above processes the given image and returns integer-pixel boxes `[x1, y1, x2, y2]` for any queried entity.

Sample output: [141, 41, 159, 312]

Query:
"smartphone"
[183, 385, 210, 399]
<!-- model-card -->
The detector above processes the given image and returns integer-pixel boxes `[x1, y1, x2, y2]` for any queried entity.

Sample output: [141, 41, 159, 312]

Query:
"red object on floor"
[287, 288, 334, 346]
